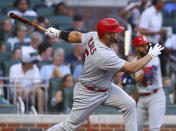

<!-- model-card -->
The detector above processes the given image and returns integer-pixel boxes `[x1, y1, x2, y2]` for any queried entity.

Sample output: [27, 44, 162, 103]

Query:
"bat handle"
[37, 26, 48, 32]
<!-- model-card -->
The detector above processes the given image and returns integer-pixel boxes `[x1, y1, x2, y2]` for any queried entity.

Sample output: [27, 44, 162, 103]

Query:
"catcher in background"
[132, 35, 166, 131]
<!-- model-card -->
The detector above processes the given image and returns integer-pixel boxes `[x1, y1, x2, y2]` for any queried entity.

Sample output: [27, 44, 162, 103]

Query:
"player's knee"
[122, 98, 136, 112]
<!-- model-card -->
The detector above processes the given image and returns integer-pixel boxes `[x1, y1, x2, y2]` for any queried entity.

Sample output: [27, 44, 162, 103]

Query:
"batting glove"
[45, 27, 61, 38]
[148, 43, 164, 58]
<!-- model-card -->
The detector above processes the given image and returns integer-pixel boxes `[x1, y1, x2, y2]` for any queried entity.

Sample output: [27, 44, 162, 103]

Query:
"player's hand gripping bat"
[9, 12, 48, 32]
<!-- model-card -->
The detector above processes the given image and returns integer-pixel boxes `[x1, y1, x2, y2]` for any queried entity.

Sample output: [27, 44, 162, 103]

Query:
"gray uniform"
[47, 32, 137, 131]
[134, 57, 166, 131]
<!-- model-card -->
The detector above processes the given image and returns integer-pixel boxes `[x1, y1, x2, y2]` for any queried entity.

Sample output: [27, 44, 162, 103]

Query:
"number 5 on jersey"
[83, 37, 97, 65]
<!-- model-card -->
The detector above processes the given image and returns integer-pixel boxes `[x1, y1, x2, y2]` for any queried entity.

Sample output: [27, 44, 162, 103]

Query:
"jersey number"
[83, 37, 97, 65]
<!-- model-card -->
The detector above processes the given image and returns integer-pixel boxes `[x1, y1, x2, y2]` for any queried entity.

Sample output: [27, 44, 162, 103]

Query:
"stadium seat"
[71, 61, 82, 73]
[29, 0, 43, 9]
[161, 10, 169, 18]
[6, 42, 30, 52]
[48, 16, 73, 29]
[0, 104, 17, 114]
[0, 0, 15, 10]
[0, 9, 5, 15]
[0, 52, 11, 70]
[36, 7, 55, 17]
[14, 42, 30, 48]
[171, 10, 176, 18]
[2, 59, 21, 78]
[23, 16, 37, 21]
[52, 42, 73, 56]
[164, 87, 174, 96]
[48, 78, 62, 101]
[37, 60, 52, 69]
[47, 78, 63, 113]
[164, 86, 174, 104]
[166, 105, 176, 115]
[173, 19, 176, 33]
[6, 43, 12, 52]
[163, 18, 174, 27]
[94, 106, 122, 114]
[62, 86, 74, 113]
[0, 15, 9, 25]
[2, 33, 13, 42]
[58, 25, 73, 31]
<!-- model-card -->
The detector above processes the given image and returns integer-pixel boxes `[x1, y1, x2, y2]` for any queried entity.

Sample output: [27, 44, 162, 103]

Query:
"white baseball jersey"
[78, 32, 126, 89]
[9, 63, 41, 90]
[134, 56, 163, 93]
[139, 6, 163, 43]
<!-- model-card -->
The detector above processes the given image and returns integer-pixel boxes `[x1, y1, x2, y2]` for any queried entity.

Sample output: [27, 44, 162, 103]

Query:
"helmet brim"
[112, 26, 125, 33]
[133, 41, 150, 47]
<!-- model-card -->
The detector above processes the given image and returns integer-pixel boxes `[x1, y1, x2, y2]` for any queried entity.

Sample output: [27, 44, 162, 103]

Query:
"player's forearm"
[122, 54, 152, 74]
[119, 7, 135, 18]
[45, 27, 82, 43]
[119, 10, 129, 18]
[138, 28, 159, 35]
[129, 54, 152, 73]
[67, 31, 82, 43]
[122, 44, 164, 74]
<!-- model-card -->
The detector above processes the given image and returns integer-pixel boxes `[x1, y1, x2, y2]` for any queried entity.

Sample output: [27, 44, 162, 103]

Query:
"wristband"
[60, 31, 71, 41]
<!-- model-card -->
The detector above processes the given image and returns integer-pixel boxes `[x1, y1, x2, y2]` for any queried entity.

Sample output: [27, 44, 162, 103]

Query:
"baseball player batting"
[133, 35, 166, 131]
[45, 18, 164, 131]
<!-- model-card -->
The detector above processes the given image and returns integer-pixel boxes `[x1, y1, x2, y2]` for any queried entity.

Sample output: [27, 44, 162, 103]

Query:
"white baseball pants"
[47, 82, 137, 131]
[137, 88, 166, 131]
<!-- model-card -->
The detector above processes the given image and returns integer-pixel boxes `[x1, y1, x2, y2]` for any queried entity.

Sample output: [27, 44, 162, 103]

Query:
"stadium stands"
[36, 7, 55, 17]
[0, 0, 15, 10]
[3, 59, 21, 77]
[48, 15, 73, 30]
[51, 42, 73, 56]
[0, 0, 175, 116]
[94, 106, 121, 114]
[48, 78, 62, 102]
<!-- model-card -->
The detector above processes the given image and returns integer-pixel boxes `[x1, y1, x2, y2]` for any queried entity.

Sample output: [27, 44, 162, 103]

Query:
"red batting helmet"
[97, 18, 124, 37]
[133, 35, 149, 47]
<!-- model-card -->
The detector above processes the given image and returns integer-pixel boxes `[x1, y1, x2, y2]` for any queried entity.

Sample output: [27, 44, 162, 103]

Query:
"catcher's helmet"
[133, 35, 149, 47]
[97, 18, 124, 37]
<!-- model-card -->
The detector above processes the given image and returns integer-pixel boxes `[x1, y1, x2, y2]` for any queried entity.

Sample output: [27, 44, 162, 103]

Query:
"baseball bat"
[9, 12, 48, 32]
[124, 30, 130, 56]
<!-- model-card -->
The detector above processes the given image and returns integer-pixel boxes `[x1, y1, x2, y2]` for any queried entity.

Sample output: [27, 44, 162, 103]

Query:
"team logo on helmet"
[142, 36, 148, 41]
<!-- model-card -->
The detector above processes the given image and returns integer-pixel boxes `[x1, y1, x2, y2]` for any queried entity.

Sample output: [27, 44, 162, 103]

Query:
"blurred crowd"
[0, 0, 175, 114]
